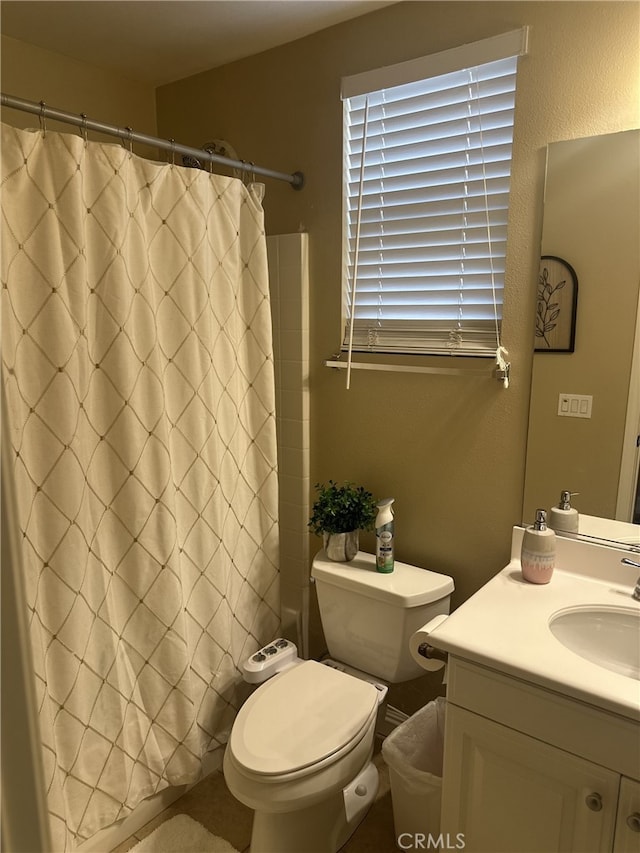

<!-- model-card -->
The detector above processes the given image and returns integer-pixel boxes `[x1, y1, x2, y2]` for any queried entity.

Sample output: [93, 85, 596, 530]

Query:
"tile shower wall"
[266, 234, 310, 656]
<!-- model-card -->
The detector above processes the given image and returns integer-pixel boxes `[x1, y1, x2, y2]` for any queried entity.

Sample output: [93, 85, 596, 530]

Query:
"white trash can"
[381, 697, 446, 848]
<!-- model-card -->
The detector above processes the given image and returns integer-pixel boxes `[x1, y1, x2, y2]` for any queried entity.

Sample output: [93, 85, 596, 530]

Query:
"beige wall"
[1, 35, 157, 148]
[156, 2, 639, 617]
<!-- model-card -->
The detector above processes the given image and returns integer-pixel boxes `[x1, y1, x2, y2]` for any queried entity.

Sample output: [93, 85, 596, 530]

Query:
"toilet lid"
[230, 660, 379, 776]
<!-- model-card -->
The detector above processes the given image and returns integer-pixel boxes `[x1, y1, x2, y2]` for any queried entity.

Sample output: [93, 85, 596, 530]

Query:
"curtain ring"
[125, 126, 133, 156]
[80, 113, 88, 146]
[39, 101, 47, 137]
[169, 138, 175, 166]
[201, 144, 215, 173]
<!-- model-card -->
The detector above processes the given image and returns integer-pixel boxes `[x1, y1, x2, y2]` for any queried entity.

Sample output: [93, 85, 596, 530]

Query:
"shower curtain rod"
[1, 93, 305, 189]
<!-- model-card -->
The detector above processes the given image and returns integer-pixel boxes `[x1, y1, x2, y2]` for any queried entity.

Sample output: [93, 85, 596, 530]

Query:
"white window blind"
[341, 30, 527, 357]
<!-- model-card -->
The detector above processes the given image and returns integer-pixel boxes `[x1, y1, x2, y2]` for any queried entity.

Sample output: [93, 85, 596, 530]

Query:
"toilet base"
[249, 761, 379, 853]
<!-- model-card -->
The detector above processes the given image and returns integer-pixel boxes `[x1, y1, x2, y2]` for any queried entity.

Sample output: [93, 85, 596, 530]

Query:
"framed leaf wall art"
[535, 256, 578, 352]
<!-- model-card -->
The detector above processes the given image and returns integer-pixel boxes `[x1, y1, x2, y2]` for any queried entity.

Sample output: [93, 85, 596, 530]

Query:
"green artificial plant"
[308, 481, 377, 536]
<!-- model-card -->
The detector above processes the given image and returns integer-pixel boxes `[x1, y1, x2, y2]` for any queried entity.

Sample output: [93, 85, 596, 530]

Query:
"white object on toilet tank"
[311, 550, 454, 683]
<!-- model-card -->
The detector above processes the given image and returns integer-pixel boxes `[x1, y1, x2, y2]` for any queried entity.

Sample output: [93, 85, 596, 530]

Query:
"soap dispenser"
[521, 509, 556, 584]
[549, 490, 579, 534]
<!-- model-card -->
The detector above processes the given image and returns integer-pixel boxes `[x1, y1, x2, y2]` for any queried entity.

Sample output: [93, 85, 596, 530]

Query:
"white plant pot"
[323, 531, 359, 562]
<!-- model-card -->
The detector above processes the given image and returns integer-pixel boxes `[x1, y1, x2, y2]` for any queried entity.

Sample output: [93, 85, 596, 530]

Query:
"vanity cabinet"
[615, 778, 640, 853]
[443, 704, 619, 852]
[441, 658, 640, 853]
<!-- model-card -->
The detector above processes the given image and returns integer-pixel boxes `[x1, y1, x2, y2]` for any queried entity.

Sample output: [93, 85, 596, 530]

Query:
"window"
[342, 29, 528, 358]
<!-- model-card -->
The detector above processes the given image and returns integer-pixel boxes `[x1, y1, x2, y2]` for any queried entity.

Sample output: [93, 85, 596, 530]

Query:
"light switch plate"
[558, 393, 593, 418]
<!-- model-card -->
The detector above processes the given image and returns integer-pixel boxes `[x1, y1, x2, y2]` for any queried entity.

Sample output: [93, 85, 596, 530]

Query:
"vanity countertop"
[428, 528, 640, 721]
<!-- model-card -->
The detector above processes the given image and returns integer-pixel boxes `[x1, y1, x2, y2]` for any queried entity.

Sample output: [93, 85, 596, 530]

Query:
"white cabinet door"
[614, 777, 640, 853]
[442, 705, 620, 853]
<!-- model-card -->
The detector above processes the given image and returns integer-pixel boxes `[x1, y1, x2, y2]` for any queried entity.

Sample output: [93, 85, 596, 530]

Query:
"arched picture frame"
[535, 255, 578, 352]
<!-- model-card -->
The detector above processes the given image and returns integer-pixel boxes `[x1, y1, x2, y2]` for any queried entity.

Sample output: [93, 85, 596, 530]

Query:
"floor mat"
[128, 814, 240, 853]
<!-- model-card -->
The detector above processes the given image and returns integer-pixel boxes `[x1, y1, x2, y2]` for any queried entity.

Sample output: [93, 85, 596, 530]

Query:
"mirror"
[523, 129, 640, 550]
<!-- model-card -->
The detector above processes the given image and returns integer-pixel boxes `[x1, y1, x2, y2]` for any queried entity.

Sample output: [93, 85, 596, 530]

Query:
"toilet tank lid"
[311, 550, 454, 606]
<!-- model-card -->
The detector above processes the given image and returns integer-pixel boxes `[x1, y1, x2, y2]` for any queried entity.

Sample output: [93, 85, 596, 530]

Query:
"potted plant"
[308, 480, 377, 562]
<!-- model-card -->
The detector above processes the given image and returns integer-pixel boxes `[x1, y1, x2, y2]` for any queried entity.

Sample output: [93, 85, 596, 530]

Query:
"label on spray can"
[376, 525, 394, 573]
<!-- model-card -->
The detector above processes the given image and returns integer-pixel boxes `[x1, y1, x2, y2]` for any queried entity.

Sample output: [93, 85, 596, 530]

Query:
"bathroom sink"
[549, 605, 640, 680]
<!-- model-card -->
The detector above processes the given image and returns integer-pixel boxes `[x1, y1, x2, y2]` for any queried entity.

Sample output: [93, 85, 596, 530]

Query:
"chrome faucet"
[621, 559, 640, 601]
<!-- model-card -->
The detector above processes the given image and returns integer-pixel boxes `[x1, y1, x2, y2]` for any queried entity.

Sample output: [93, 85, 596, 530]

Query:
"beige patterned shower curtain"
[1, 123, 280, 849]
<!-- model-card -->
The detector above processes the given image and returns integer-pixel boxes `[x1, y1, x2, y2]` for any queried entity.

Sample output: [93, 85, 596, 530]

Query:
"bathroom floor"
[112, 739, 397, 853]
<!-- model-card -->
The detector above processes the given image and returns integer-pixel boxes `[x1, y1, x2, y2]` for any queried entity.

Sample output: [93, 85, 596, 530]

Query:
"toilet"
[223, 550, 454, 853]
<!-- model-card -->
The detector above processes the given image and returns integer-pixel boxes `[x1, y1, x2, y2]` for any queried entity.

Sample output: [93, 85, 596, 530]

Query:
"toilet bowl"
[223, 551, 455, 853]
[223, 659, 381, 852]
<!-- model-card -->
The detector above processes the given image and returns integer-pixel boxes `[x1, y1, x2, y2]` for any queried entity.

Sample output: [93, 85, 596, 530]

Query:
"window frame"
[340, 28, 528, 360]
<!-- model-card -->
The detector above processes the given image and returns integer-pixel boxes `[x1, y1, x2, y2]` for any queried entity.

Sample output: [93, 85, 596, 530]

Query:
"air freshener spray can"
[375, 498, 395, 573]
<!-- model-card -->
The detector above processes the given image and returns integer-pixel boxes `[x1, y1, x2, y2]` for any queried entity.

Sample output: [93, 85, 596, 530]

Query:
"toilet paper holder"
[417, 643, 448, 662]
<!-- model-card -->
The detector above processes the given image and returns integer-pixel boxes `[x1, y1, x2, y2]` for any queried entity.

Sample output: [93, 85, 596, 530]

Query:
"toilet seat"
[229, 660, 379, 779]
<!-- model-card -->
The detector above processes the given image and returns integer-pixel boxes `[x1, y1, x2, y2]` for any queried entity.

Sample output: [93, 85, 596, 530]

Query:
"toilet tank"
[311, 551, 454, 683]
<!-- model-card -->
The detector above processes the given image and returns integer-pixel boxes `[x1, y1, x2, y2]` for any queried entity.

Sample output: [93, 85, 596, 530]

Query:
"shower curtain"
[1, 123, 280, 850]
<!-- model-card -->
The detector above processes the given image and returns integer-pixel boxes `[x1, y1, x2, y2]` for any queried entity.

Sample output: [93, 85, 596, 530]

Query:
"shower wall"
[267, 233, 311, 656]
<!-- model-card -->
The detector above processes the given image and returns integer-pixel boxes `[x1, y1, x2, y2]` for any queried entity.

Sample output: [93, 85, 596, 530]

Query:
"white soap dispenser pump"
[521, 509, 556, 584]
[549, 490, 579, 534]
